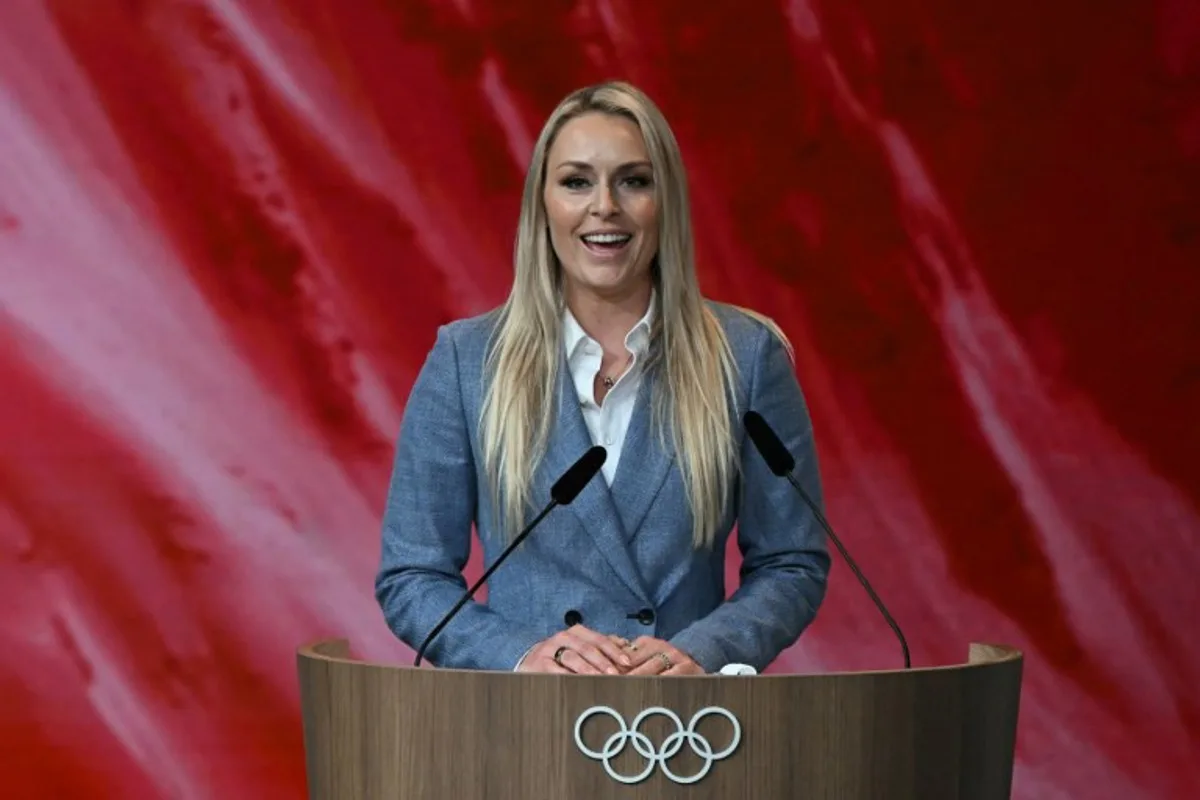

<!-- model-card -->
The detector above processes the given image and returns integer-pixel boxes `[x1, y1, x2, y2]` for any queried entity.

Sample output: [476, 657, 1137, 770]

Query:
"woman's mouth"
[580, 231, 633, 255]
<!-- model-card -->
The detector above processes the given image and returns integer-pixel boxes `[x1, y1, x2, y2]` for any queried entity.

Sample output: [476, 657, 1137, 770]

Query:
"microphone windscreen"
[744, 411, 796, 476]
[550, 446, 607, 505]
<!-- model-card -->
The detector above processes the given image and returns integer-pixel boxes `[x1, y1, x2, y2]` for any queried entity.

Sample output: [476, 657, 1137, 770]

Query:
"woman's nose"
[590, 184, 618, 216]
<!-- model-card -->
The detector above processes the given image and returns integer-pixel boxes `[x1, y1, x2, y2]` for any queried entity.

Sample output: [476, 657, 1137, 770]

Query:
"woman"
[375, 81, 830, 675]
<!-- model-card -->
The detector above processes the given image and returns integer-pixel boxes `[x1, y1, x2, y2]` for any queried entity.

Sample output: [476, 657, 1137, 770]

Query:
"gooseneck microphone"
[413, 445, 607, 666]
[743, 410, 912, 669]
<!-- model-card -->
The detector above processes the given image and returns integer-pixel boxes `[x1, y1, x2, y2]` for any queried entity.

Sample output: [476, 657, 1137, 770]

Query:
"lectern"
[297, 640, 1021, 799]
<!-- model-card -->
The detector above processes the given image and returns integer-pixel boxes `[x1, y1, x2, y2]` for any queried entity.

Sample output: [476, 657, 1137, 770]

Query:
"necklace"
[601, 358, 628, 389]
[600, 351, 633, 391]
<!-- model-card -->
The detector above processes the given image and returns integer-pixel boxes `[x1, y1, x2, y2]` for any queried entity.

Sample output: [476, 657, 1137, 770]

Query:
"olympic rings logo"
[572, 705, 741, 785]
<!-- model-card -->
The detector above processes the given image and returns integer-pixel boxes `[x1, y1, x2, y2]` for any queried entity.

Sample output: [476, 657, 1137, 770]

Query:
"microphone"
[743, 410, 912, 669]
[413, 445, 607, 666]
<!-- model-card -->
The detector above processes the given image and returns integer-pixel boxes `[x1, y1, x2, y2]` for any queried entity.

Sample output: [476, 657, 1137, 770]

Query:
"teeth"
[583, 233, 631, 244]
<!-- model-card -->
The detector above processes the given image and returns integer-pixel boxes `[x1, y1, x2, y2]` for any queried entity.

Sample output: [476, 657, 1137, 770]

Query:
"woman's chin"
[569, 270, 650, 300]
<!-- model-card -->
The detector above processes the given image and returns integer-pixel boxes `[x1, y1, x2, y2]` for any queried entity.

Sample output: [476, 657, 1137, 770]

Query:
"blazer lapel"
[535, 362, 651, 603]
[610, 374, 673, 538]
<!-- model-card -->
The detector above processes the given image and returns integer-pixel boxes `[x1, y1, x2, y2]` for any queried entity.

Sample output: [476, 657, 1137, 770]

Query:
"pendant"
[602, 375, 615, 389]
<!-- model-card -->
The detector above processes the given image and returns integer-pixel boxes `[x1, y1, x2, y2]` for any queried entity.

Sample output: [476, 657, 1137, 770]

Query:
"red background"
[2, 1, 1198, 797]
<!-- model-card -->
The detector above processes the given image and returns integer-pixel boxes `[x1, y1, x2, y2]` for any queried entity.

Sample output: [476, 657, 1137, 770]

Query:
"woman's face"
[543, 112, 659, 304]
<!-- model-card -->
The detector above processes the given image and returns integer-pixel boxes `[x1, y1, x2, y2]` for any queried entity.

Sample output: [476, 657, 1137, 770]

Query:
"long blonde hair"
[479, 81, 787, 548]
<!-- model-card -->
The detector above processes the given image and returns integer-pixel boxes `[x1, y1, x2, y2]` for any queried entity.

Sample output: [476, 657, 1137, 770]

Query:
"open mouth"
[580, 232, 633, 254]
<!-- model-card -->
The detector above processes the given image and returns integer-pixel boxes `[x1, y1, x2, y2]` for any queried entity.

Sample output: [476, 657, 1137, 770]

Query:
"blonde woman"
[376, 81, 830, 675]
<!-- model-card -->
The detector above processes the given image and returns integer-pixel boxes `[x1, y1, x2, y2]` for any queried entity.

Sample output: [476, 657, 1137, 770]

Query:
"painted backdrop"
[2, 1, 1198, 797]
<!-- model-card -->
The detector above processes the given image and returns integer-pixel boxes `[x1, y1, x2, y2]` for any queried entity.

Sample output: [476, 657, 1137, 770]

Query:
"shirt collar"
[563, 290, 656, 360]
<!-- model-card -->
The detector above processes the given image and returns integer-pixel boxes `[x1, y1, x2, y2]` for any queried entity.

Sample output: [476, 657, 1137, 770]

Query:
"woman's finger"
[568, 628, 632, 671]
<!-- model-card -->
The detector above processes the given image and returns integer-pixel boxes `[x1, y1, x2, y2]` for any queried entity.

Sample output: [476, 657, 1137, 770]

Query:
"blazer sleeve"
[374, 325, 545, 671]
[669, 323, 832, 672]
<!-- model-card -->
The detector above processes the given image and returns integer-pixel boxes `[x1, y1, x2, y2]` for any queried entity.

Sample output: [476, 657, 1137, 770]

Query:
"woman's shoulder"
[703, 300, 796, 401]
[703, 299, 787, 356]
[434, 307, 504, 360]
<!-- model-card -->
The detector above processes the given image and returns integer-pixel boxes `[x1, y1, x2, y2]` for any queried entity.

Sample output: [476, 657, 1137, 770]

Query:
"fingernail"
[606, 667, 619, 675]
[621, 655, 632, 666]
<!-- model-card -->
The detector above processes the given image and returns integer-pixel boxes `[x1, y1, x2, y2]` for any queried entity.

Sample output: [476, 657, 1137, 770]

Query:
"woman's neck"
[565, 282, 654, 353]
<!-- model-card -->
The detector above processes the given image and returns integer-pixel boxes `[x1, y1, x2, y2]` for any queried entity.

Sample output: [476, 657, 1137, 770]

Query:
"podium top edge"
[296, 639, 1022, 678]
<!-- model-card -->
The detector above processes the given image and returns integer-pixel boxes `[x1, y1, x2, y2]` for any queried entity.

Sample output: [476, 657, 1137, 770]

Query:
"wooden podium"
[296, 640, 1022, 799]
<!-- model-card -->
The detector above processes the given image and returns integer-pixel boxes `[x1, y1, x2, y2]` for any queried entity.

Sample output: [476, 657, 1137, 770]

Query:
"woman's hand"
[516, 626, 634, 675]
[622, 636, 706, 676]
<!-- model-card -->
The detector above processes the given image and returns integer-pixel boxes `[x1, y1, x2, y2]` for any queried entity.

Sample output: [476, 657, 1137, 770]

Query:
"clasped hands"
[517, 624, 704, 676]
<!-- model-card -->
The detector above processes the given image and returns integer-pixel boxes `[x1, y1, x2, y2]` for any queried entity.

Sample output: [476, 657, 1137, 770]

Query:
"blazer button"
[564, 609, 583, 627]
[627, 608, 655, 626]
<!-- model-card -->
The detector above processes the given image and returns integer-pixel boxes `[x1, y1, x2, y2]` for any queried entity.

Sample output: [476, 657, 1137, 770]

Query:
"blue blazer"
[375, 302, 830, 672]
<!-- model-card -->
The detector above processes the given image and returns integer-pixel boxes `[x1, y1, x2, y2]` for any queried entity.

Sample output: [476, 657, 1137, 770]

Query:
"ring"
[553, 646, 570, 667]
[655, 652, 673, 670]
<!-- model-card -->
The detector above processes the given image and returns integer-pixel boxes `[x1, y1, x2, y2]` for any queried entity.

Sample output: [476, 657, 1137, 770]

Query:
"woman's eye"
[558, 174, 652, 190]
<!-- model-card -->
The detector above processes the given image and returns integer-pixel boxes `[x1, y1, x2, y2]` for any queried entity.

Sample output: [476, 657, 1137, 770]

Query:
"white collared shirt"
[562, 296, 654, 485]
